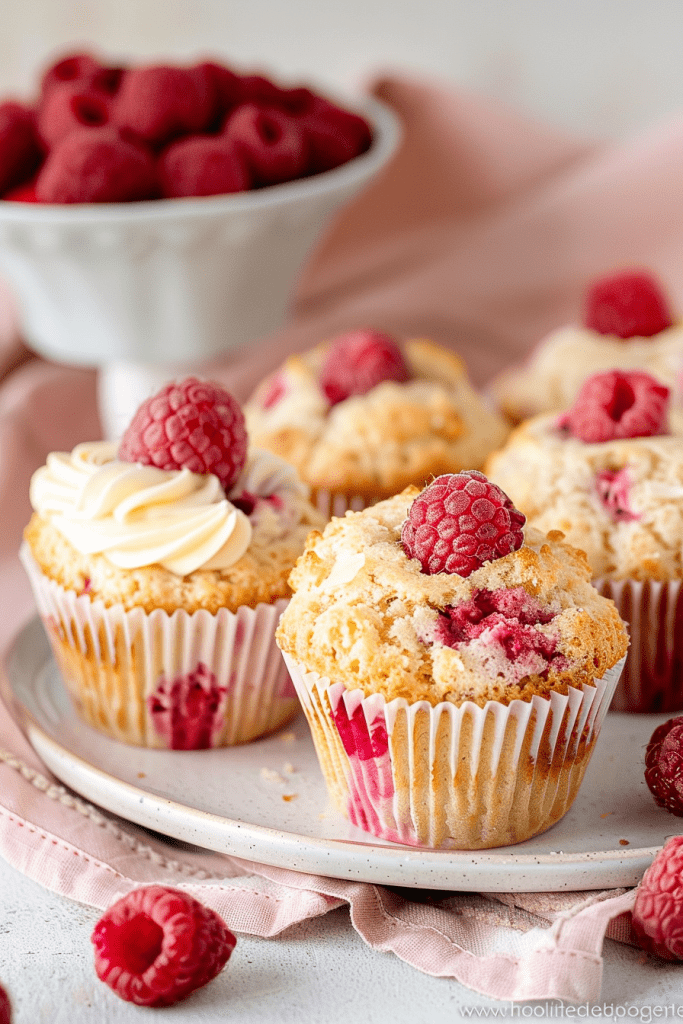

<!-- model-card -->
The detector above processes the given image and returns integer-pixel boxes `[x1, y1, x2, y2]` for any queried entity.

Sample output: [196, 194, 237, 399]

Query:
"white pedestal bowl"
[0, 96, 401, 437]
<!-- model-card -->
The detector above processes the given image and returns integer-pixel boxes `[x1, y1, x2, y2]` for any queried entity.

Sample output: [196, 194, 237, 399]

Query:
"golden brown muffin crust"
[276, 489, 628, 706]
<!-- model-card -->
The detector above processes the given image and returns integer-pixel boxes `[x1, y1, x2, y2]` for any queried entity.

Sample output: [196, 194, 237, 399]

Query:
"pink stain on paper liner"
[149, 663, 227, 750]
[330, 691, 406, 844]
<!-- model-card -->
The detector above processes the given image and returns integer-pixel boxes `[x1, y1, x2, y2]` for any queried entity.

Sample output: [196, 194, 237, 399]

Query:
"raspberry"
[319, 329, 410, 405]
[584, 270, 674, 338]
[559, 370, 669, 443]
[112, 64, 219, 148]
[296, 97, 372, 174]
[35, 128, 158, 203]
[40, 52, 103, 97]
[159, 134, 250, 198]
[118, 377, 248, 493]
[0, 102, 43, 197]
[632, 836, 683, 960]
[37, 83, 112, 149]
[91, 885, 236, 1006]
[644, 715, 683, 816]
[237, 74, 284, 107]
[0, 984, 11, 1024]
[401, 471, 526, 577]
[199, 61, 241, 125]
[261, 370, 288, 409]
[224, 103, 308, 187]
[3, 179, 39, 202]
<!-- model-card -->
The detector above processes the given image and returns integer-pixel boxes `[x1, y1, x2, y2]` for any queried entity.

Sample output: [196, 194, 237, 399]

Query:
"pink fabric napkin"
[1, 71, 677, 1002]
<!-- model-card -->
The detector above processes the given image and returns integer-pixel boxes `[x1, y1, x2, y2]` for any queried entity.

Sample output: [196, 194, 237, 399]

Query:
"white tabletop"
[1, 857, 682, 1022]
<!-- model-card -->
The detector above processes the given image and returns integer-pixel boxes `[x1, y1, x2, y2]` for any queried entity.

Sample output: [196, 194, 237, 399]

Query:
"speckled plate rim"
[1, 617, 664, 892]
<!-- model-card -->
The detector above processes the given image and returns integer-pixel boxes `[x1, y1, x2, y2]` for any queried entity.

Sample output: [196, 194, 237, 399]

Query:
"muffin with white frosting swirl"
[21, 378, 323, 748]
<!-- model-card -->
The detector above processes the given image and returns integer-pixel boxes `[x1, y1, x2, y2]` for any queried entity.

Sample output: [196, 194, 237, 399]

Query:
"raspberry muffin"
[276, 472, 627, 849]
[487, 368, 683, 711]
[244, 328, 510, 518]
[491, 270, 683, 424]
[21, 377, 322, 748]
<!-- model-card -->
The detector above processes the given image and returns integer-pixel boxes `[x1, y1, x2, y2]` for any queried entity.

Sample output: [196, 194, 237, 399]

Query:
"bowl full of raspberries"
[0, 51, 400, 371]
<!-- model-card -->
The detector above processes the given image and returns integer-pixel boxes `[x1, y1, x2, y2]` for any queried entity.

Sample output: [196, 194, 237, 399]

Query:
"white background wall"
[4, 0, 683, 141]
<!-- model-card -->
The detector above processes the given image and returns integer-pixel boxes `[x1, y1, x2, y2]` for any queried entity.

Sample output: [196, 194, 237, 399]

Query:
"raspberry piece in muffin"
[584, 269, 674, 339]
[319, 328, 411, 405]
[118, 376, 248, 492]
[401, 470, 525, 577]
[633, 836, 683, 960]
[92, 886, 236, 1006]
[558, 370, 669, 443]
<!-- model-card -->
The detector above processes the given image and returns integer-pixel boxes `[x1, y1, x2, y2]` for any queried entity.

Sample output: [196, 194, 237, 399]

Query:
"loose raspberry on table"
[118, 377, 248, 492]
[91, 885, 236, 1006]
[0, 983, 11, 1024]
[583, 270, 674, 338]
[401, 471, 526, 577]
[558, 370, 669, 443]
[319, 329, 410, 405]
[633, 836, 683, 960]
[644, 715, 683, 816]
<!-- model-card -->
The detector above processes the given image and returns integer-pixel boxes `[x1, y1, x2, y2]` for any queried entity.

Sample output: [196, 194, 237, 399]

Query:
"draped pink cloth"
[2, 71, 678, 1002]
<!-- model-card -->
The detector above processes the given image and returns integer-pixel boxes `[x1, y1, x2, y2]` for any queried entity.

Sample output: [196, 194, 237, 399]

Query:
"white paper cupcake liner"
[281, 651, 626, 849]
[595, 578, 683, 713]
[309, 488, 383, 520]
[21, 545, 297, 748]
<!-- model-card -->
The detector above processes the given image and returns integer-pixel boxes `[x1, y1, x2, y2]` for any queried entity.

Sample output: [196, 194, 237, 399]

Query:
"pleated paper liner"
[309, 488, 386, 521]
[282, 652, 626, 850]
[595, 578, 683, 713]
[21, 544, 297, 749]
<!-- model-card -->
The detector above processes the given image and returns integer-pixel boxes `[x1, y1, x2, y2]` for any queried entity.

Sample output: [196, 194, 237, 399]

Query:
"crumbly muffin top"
[490, 324, 683, 424]
[276, 489, 627, 707]
[245, 338, 509, 497]
[486, 411, 683, 581]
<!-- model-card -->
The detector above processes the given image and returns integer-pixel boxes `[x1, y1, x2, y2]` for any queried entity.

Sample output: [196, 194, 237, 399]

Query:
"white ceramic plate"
[3, 617, 676, 892]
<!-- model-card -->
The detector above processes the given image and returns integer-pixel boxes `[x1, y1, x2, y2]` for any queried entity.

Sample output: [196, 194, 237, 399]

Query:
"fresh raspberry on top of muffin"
[558, 369, 670, 443]
[118, 377, 248, 492]
[584, 270, 674, 339]
[319, 328, 411, 405]
[401, 470, 526, 577]
[91, 885, 236, 1006]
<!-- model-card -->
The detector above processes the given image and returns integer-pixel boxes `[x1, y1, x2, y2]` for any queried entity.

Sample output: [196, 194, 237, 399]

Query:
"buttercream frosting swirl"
[29, 441, 306, 576]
